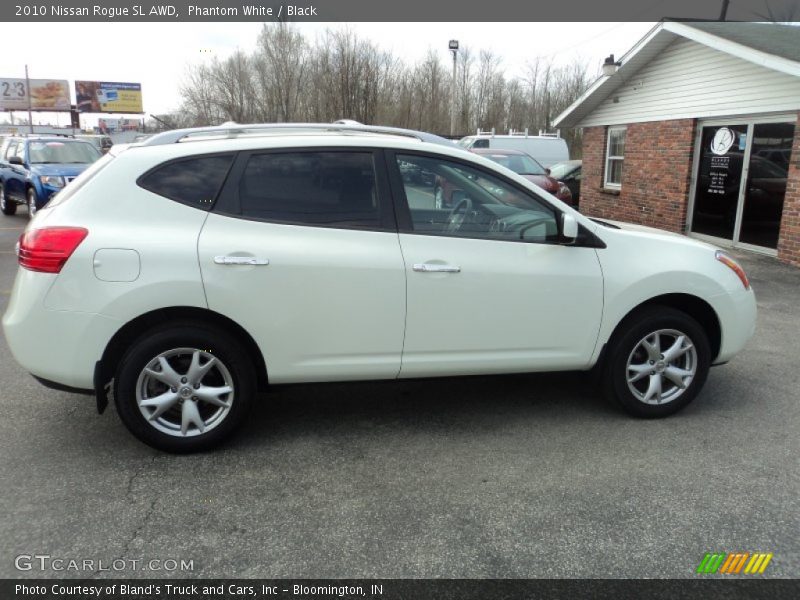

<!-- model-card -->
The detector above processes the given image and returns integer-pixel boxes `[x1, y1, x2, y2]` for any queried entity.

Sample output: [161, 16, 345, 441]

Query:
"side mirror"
[561, 213, 578, 242]
[544, 168, 551, 176]
[9, 156, 24, 165]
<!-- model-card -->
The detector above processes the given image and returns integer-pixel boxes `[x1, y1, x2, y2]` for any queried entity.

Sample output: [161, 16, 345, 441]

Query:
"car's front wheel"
[0, 183, 17, 215]
[603, 306, 711, 418]
[114, 323, 257, 452]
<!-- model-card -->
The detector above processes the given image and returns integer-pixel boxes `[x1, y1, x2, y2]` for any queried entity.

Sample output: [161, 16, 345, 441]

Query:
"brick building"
[553, 21, 800, 266]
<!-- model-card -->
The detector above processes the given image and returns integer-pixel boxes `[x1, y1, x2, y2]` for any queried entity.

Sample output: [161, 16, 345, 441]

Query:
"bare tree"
[178, 24, 593, 150]
[253, 23, 309, 122]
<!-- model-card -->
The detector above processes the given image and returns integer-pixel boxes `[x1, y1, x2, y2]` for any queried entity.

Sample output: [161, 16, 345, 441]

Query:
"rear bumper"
[31, 374, 93, 395]
[2, 269, 121, 389]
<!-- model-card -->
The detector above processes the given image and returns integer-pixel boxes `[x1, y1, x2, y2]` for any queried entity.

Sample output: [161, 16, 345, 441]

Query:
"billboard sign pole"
[25, 65, 33, 134]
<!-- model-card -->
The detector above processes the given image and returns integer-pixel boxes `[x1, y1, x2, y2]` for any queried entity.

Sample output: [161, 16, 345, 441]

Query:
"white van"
[458, 129, 569, 167]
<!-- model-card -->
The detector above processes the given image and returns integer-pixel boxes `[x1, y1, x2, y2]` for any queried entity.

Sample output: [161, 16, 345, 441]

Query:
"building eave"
[553, 21, 800, 129]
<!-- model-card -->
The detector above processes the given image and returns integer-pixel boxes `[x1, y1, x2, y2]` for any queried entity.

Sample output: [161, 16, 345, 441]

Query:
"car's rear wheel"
[602, 306, 711, 418]
[114, 324, 257, 452]
[26, 188, 38, 218]
[0, 183, 16, 216]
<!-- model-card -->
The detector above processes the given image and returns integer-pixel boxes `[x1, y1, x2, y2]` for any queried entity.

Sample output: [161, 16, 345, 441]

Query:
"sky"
[1, 22, 655, 127]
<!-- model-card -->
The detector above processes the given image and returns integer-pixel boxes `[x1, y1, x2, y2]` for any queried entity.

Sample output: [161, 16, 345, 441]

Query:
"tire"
[114, 323, 257, 452]
[27, 187, 38, 218]
[0, 183, 16, 216]
[602, 306, 711, 418]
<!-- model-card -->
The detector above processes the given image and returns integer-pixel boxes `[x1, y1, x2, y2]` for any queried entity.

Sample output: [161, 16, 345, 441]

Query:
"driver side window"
[395, 154, 559, 243]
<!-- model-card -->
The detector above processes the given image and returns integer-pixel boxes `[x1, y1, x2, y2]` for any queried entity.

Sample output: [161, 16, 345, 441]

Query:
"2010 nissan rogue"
[1, 123, 757, 452]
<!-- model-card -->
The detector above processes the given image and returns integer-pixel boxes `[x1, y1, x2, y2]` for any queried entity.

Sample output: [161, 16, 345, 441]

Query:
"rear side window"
[45, 153, 116, 209]
[236, 151, 380, 229]
[138, 154, 234, 210]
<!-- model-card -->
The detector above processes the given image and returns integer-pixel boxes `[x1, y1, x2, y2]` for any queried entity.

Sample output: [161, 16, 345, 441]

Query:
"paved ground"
[0, 210, 797, 579]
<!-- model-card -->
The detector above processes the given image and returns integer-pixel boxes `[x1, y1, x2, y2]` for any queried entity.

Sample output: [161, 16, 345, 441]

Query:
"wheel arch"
[99, 306, 269, 391]
[599, 293, 722, 366]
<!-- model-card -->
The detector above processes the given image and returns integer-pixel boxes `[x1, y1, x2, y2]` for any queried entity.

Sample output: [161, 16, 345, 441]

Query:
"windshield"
[482, 153, 546, 176]
[28, 140, 101, 164]
[548, 162, 576, 179]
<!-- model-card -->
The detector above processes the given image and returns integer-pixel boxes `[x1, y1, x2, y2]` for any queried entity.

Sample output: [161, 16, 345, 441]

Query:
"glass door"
[690, 120, 795, 250]
[738, 122, 795, 249]
[690, 124, 748, 241]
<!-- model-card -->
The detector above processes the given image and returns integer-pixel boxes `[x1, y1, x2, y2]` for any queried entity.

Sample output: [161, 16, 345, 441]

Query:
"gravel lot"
[0, 210, 797, 579]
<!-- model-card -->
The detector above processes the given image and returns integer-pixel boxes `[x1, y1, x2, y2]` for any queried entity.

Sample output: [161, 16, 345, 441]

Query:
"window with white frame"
[605, 126, 626, 188]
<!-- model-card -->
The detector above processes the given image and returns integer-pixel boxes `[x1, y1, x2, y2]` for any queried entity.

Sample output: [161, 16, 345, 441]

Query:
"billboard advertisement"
[97, 117, 141, 133]
[0, 78, 71, 111]
[75, 81, 143, 113]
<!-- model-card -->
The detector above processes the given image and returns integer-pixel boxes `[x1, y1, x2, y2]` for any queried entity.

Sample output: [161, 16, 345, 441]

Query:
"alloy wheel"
[135, 347, 235, 437]
[625, 329, 698, 405]
[27, 190, 37, 217]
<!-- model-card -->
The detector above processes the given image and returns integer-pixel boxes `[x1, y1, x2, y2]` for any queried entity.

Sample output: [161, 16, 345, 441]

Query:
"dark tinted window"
[472, 139, 490, 148]
[138, 154, 234, 210]
[238, 152, 379, 228]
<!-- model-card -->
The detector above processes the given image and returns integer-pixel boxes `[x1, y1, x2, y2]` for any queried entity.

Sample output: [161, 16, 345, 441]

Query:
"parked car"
[458, 131, 569, 167]
[75, 134, 114, 154]
[2, 122, 756, 452]
[548, 160, 582, 205]
[0, 136, 101, 217]
[468, 148, 574, 206]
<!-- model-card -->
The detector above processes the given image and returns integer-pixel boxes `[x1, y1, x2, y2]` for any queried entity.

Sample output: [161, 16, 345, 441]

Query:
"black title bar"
[4, 579, 800, 600]
[4, 0, 800, 22]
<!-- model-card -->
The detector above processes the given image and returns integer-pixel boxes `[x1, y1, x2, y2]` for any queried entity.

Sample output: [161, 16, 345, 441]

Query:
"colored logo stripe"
[697, 552, 773, 574]
[720, 553, 749, 574]
[744, 553, 774, 574]
[697, 553, 726, 574]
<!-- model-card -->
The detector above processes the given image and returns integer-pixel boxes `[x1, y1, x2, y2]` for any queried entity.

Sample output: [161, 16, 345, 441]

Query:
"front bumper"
[712, 286, 757, 365]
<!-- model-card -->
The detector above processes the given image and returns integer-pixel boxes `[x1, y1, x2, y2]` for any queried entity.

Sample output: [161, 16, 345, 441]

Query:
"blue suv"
[0, 136, 101, 217]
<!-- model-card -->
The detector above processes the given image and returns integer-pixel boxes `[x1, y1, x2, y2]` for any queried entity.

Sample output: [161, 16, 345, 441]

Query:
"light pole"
[449, 40, 459, 137]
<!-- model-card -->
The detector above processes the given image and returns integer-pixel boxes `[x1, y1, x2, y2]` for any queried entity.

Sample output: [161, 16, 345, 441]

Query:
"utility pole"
[719, 0, 730, 20]
[25, 64, 34, 134]
[449, 40, 459, 137]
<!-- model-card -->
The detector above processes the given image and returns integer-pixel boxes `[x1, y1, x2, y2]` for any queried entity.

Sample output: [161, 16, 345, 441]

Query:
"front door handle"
[213, 256, 269, 266]
[412, 263, 461, 273]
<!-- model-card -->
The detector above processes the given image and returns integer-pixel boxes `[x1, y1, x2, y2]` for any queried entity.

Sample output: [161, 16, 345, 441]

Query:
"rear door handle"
[412, 263, 461, 273]
[213, 256, 270, 266]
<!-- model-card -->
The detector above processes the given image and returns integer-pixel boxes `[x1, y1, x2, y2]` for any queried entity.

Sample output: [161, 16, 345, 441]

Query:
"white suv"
[2, 123, 757, 452]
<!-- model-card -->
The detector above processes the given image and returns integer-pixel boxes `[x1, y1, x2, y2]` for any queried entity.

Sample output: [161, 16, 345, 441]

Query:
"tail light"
[17, 227, 88, 274]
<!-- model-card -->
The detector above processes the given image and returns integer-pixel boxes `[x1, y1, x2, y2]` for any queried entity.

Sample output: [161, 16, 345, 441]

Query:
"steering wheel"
[445, 197, 474, 233]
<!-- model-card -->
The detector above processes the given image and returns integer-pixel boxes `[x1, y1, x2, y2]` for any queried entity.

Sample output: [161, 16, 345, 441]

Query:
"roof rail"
[16, 132, 75, 139]
[476, 128, 495, 136]
[538, 129, 561, 138]
[140, 122, 456, 147]
[508, 128, 529, 137]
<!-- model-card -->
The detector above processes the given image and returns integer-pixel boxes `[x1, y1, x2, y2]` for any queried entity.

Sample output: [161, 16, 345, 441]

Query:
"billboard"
[97, 117, 141, 133]
[75, 81, 143, 113]
[0, 78, 71, 111]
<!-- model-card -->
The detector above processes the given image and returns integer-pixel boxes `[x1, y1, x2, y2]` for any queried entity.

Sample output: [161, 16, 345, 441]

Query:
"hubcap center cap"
[655, 361, 667, 372]
[179, 386, 193, 398]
